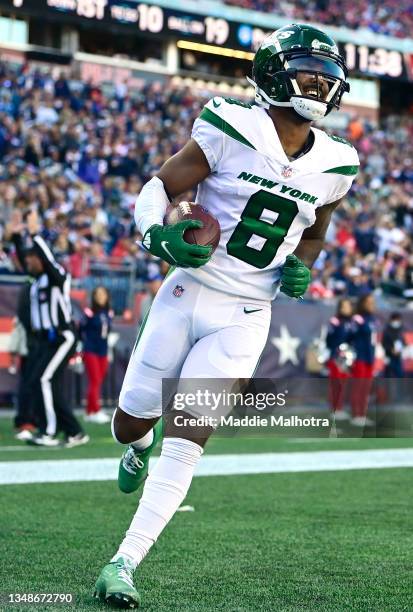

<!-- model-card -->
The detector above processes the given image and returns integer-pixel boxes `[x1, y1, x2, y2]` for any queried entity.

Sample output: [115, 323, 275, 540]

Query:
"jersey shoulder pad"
[202, 96, 254, 116]
[315, 128, 360, 177]
[327, 133, 354, 148]
[199, 97, 258, 151]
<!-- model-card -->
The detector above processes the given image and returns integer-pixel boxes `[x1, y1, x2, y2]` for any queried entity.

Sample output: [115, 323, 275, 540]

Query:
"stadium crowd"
[224, 0, 413, 39]
[0, 62, 413, 305]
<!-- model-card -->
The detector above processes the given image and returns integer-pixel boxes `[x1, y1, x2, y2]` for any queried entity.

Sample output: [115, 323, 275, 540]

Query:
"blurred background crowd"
[224, 0, 413, 38]
[0, 62, 412, 311]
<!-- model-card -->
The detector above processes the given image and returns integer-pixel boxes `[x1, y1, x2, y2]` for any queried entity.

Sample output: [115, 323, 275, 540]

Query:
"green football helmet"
[248, 23, 349, 121]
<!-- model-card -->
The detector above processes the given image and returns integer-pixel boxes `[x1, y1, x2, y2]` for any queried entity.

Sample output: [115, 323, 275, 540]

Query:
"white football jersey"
[185, 96, 359, 300]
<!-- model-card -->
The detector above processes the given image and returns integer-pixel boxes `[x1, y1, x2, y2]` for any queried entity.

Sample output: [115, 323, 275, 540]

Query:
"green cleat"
[118, 419, 163, 494]
[94, 557, 140, 609]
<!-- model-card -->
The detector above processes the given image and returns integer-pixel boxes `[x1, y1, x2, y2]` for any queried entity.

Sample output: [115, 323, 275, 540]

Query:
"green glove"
[280, 254, 311, 298]
[142, 222, 212, 268]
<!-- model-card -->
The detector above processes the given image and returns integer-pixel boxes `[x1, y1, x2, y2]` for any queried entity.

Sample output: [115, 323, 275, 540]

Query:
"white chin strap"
[247, 77, 328, 121]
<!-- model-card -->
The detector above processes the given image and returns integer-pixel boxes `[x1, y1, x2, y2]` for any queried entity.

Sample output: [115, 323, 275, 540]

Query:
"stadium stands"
[224, 0, 413, 38]
[0, 62, 412, 306]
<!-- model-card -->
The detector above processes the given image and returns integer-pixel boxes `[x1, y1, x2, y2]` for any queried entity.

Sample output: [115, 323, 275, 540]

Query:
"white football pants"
[119, 268, 271, 419]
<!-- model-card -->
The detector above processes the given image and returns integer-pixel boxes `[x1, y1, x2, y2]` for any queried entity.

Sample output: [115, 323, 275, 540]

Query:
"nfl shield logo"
[282, 166, 293, 178]
[173, 285, 184, 297]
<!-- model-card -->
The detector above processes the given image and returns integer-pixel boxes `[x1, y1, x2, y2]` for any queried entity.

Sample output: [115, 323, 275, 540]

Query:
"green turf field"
[2, 469, 413, 612]
[1, 417, 413, 611]
[1, 416, 413, 462]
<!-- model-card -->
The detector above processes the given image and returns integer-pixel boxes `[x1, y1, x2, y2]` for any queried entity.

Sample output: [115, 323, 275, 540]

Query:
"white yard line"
[0, 449, 412, 485]
[0, 446, 62, 452]
[287, 438, 364, 444]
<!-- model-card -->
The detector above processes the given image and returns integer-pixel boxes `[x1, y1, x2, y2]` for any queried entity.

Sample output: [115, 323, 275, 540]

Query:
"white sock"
[131, 429, 153, 451]
[112, 437, 203, 568]
[111, 412, 154, 451]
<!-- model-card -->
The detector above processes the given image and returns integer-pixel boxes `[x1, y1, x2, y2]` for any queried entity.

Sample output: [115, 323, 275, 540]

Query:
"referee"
[12, 210, 89, 448]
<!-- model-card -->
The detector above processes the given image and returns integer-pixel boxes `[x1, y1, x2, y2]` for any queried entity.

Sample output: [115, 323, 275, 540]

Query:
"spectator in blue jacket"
[80, 286, 113, 424]
[326, 298, 353, 419]
[350, 294, 377, 427]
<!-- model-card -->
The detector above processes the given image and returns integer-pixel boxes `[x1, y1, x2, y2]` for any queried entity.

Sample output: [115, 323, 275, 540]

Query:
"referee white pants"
[40, 330, 76, 435]
[26, 330, 77, 436]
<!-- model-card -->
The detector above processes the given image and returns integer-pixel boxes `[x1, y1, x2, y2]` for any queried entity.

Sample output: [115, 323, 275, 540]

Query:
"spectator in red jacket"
[349, 294, 377, 427]
[326, 298, 354, 419]
[80, 286, 113, 424]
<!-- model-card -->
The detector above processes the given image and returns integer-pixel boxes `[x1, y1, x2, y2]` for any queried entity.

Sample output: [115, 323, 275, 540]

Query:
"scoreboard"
[1, 0, 413, 80]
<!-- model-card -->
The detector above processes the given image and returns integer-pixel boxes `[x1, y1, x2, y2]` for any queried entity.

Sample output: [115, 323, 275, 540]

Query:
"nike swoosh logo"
[213, 99, 221, 108]
[161, 241, 177, 263]
[244, 307, 263, 314]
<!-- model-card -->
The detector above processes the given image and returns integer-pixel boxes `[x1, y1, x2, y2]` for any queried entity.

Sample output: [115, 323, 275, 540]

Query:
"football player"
[95, 23, 359, 608]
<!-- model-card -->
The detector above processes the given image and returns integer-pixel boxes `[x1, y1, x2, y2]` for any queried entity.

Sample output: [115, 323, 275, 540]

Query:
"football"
[164, 201, 221, 253]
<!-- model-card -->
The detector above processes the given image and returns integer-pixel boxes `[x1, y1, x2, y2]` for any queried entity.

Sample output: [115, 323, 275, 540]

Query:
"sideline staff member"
[382, 312, 405, 378]
[12, 210, 89, 447]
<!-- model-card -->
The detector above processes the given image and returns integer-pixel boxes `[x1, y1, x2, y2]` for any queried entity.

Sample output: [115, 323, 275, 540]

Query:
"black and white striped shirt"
[15, 234, 72, 332]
